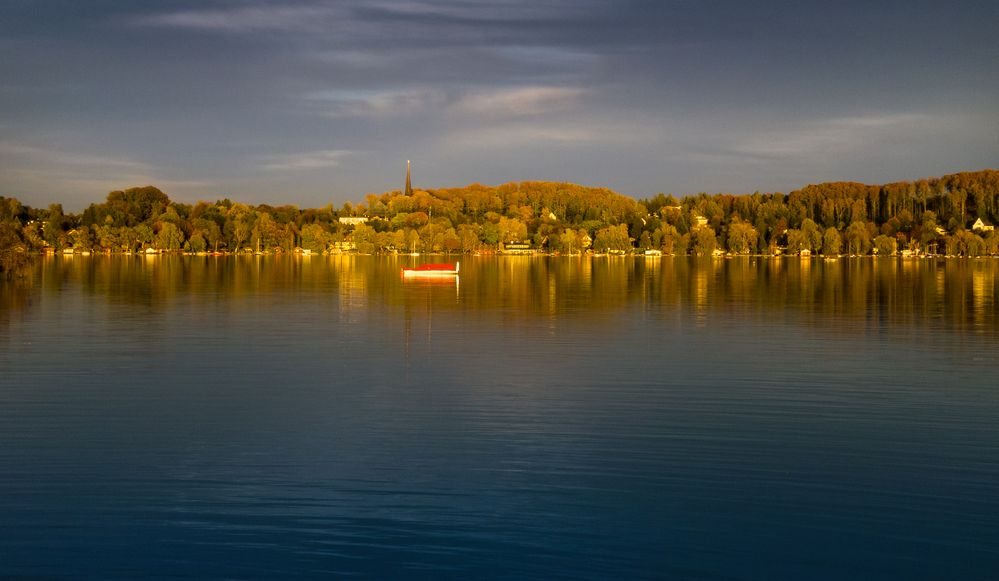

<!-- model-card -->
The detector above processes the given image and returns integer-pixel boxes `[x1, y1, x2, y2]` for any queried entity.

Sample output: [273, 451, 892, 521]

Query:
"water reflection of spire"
[337, 256, 369, 321]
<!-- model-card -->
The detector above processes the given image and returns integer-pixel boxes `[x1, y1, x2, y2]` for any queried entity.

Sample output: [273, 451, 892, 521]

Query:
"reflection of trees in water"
[12, 255, 999, 338]
[640, 256, 997, 334]
[0, 266, 34, 342]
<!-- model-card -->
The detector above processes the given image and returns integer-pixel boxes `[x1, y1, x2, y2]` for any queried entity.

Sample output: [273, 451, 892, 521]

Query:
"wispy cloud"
[0, 142, 151, 170]
[132, 1, 587, 33]
[312, 89, 447, 119]
[442, 123, 598, 150]
[355, 0, 593, 25]
[437, 108, 658, 152]
[127, 0, 608, 54]
[130, 4, 343, 32]
[717, 113, 937, 161]
[307, 85, 584, 119]
[0, 140, 213, 203]
[62, 177, 212, 194]
[452, 86, 585, 117]
[259, 149, 355, 170]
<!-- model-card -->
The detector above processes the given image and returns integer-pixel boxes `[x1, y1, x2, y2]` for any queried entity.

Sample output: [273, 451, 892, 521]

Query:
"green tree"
[785, 229, 808, 255]
[43, 204, 67, 249]
[192, 218, 223, 252]
[352, 223, 378, 253]
[822, 227, 842, 255]
[983, 232, 999, 256]
[21, 221, 45, 250]
[947, 230, 985, 256]
[70, 227, 93, 251]
[187, 232, 207, 253]
[481, 221, 500, 246]
[845, 222, 872, 255]
[690, 227, 717, 256]
[300, 223, 332, 252]
[0, 222, 29, 276]
[656, 224, 680, 254]
[404, 228, 421, 253]
[134, 224, 154, 250]
[457, 224, 481, 252]
[554, 229, 582, 254]
[95, 224, 119, 251]
[225, 204, 254, 251]
[498, 216, 528, 243]
[119, 226, 140, 252]
[593, 224, 631, 252]
[726, 222, 758, 254]
[252, 213, 281, 251]
[873, 234, 897, 256]
[156, 222, 183, 251]
[800, 218, 822, 252]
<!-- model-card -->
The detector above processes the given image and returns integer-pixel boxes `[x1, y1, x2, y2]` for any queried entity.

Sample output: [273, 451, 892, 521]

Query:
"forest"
[2, 169, 999, 275]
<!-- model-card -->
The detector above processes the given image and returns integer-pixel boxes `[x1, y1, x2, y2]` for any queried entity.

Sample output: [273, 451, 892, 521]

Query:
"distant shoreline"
[3, 170, 998, 278]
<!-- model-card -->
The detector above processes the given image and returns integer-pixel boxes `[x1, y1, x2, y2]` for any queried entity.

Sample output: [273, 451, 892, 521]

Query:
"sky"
[2, 0, 997, 211]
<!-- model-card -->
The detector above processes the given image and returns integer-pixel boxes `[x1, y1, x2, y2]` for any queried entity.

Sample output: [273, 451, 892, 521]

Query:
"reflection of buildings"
[693, 261, 709, 326]
[335, 256, 369, 321]
[972, 266, 988, 328]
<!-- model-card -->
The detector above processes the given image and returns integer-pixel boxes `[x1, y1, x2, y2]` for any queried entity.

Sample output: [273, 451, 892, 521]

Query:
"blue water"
[1, 255, 997, 578]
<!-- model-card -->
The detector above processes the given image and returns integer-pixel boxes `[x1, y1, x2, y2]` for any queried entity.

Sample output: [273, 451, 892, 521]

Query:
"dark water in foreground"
[1, 255, 997, 579]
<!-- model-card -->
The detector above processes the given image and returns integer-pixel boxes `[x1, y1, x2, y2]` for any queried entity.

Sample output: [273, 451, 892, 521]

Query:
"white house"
[972, 218, 994, 232]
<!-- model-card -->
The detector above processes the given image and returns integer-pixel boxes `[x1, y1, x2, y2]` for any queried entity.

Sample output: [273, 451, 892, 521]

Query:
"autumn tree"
[845, 222, 872, 255]
[873, 234, 897, 256]
[726, 222, 757, 254]
[593, 224, 631, 252]
[155, 222, 183, 251]
[822, 227, 842, 255]
[690, 227, 717, 256]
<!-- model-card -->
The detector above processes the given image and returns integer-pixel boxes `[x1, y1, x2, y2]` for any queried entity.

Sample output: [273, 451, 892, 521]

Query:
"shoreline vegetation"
[2, 169, 998, 276]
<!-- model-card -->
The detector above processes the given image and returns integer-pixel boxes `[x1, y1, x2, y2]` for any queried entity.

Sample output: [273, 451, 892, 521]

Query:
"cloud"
[353, 0, 600, 28]
[307, 85, 584, 119]
[130, 3, 343, 32]
[441, 123, 602, 150]
[452, 86, 586, 116]
[0, 140, 212, 204]
[129, 1, 536, 36]
[60, 177, 212, 194]
[488, 45, 597, 67]
[312, 88, 447, 119]
[259, 149, 355, 170]
[0, 142, 151, 170]
[435, 107, 659, 153]
[128, 0, 610, 50]
[717, 113, 938, 161]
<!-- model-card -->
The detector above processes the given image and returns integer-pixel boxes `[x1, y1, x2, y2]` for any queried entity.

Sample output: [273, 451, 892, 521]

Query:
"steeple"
[405, 160, 413, 197]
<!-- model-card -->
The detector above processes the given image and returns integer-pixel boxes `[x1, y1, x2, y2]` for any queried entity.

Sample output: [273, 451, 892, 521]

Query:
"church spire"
[405, 159, 413, 197]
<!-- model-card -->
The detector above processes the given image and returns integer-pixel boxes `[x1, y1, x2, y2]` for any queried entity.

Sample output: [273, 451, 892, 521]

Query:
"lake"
[1, 255, 997, 579]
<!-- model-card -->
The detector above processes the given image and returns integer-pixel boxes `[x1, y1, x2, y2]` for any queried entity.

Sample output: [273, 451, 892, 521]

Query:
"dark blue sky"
[2, 0, 997, 209]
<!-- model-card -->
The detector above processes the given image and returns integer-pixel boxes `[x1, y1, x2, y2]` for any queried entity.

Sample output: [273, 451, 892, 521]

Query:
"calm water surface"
[1, 255, 997, 579]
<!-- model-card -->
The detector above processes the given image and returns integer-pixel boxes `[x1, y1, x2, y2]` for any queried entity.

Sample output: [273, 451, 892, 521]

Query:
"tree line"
[2, 170, 999, 275]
